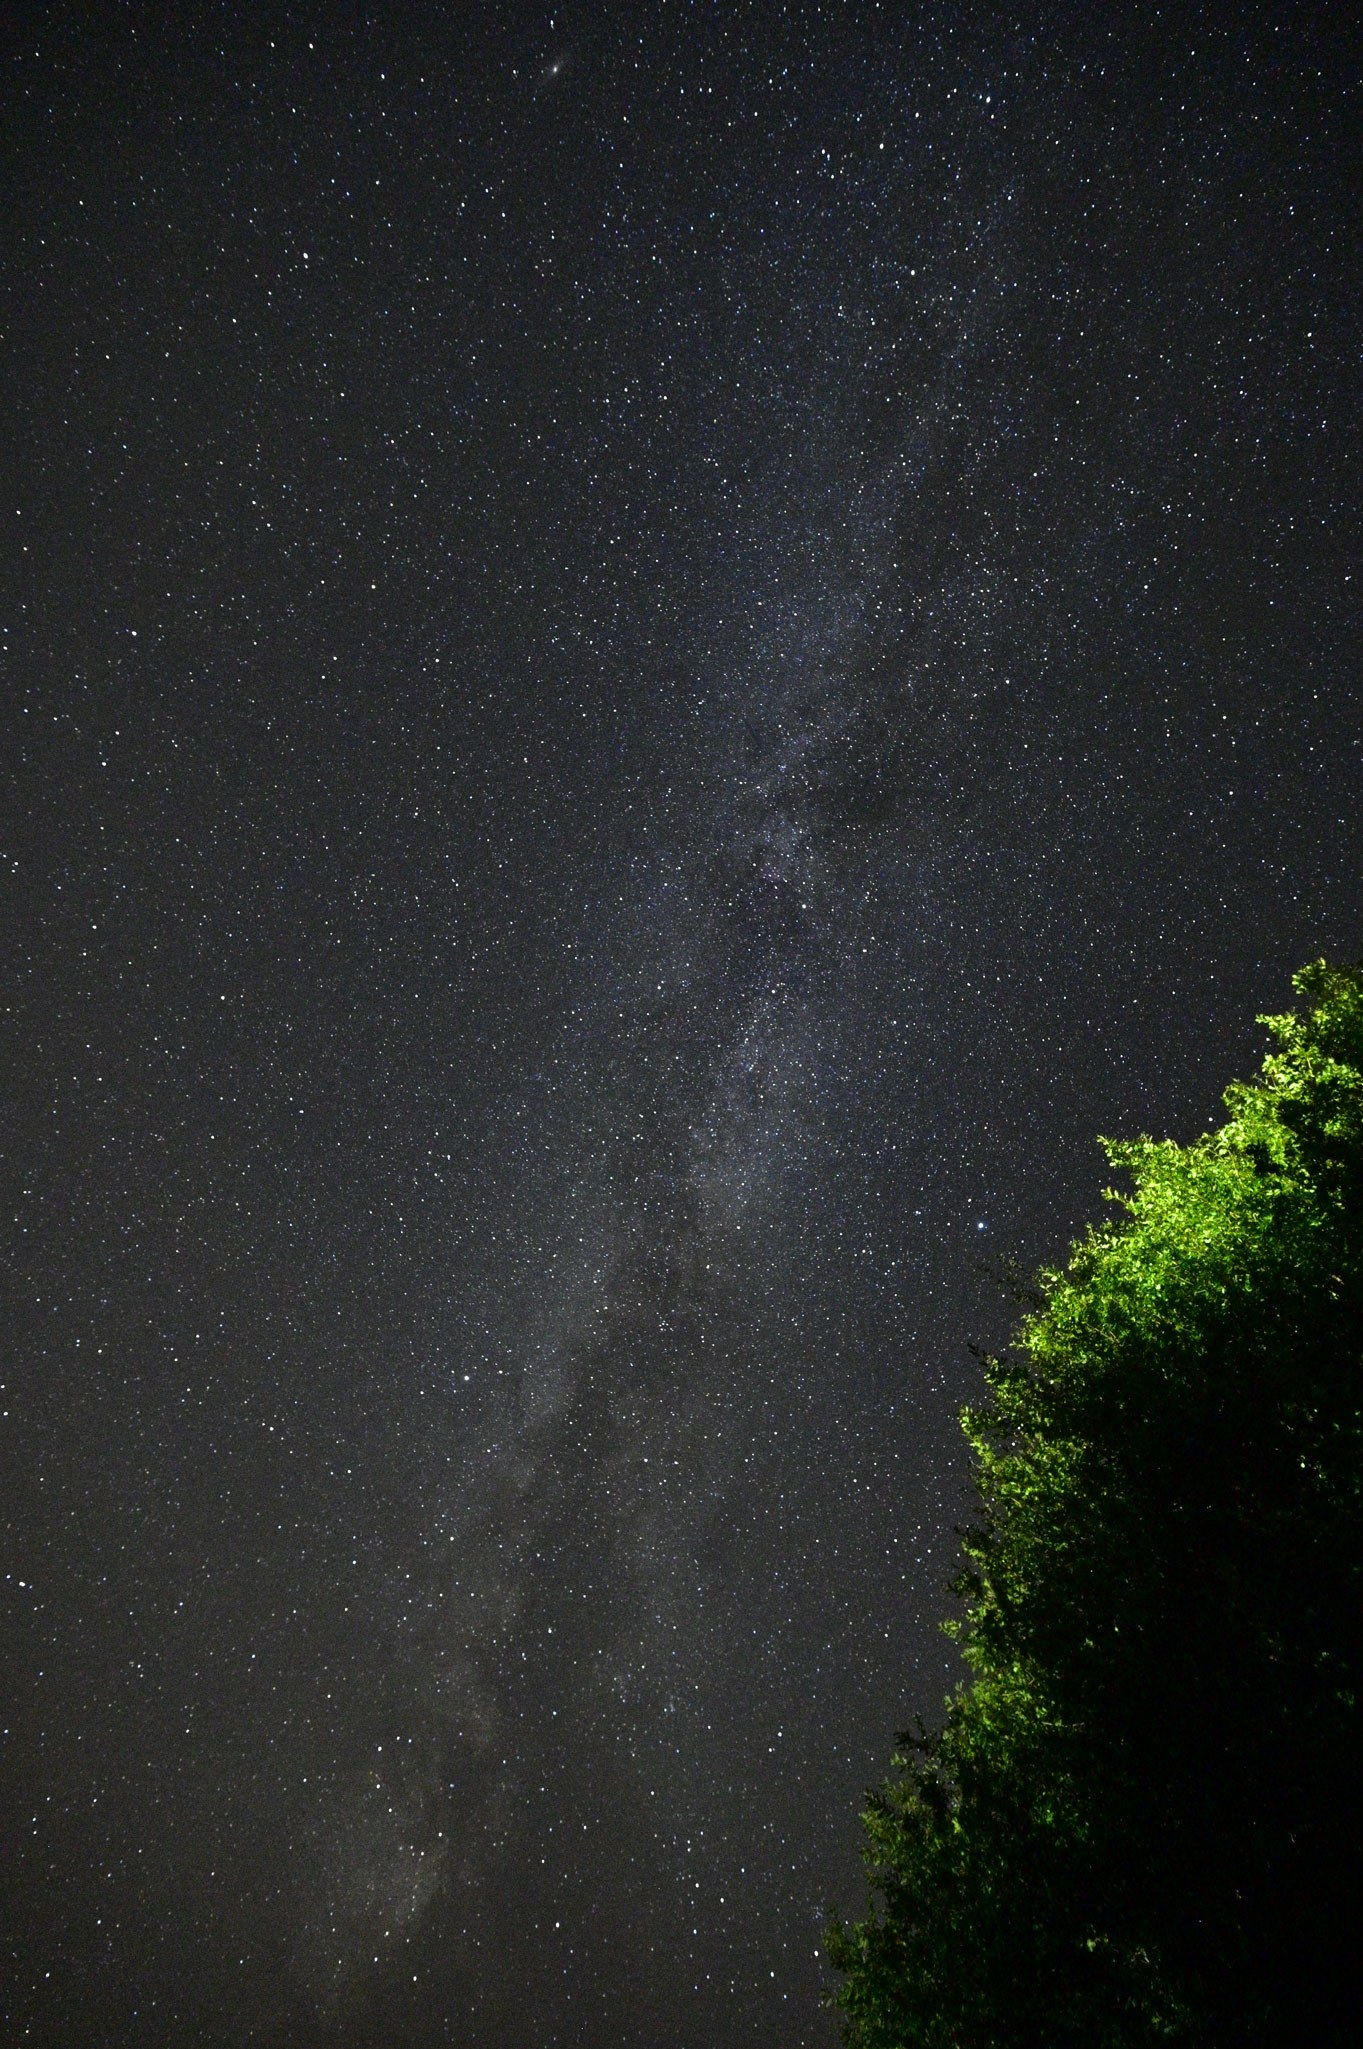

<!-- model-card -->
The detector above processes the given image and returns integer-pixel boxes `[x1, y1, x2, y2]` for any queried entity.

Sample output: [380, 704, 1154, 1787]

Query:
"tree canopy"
[828, 961, 1363, 2047]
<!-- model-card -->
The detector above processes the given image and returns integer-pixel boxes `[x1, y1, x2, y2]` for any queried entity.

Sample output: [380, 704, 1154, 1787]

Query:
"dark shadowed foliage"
[829, 961, 1363, 2047]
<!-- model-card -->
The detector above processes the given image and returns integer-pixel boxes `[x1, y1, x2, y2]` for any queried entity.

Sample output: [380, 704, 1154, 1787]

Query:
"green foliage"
[827, 962, 1363, 2048]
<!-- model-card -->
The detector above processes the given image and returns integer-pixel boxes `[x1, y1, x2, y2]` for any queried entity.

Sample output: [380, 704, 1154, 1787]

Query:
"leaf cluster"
[828, 962, 1363, 2047]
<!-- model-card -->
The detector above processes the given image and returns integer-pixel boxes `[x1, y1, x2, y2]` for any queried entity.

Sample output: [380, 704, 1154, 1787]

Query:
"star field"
[2, 6, 1359, 2044]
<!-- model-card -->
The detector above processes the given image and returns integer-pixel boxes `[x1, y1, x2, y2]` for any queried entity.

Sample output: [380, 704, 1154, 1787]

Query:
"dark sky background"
[2, 4, 1358, 2043]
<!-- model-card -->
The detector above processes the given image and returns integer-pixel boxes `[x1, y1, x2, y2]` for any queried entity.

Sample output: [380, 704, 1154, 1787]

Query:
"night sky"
[2, 6, 1359, 2043]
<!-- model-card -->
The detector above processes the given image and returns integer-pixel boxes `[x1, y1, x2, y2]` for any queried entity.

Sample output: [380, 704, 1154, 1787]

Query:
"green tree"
[828, 962, 1363, 2048]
